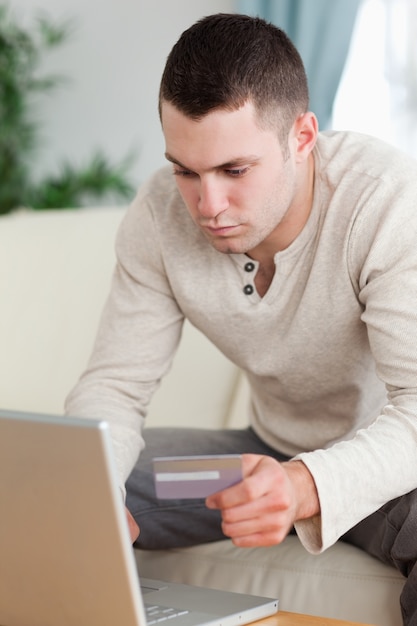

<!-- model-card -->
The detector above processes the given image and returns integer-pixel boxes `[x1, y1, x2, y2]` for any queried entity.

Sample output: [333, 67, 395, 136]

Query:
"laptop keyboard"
[145, 603, 190, 624]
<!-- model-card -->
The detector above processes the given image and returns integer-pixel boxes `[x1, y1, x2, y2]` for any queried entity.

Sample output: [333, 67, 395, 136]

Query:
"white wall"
[14, 0, 235, 195]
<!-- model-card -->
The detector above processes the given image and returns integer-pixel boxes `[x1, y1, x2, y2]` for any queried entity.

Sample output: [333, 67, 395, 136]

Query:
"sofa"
[0, 206, 405, 625]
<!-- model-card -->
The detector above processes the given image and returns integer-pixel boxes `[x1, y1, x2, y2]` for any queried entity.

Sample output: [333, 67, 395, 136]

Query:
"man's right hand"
[205, 455, 319, 547]
[126, 506, 140, 543]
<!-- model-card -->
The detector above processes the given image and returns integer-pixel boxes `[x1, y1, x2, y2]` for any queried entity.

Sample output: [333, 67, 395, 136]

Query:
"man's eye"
[225, 167, 249, 177]
[173, 168, 196, 177]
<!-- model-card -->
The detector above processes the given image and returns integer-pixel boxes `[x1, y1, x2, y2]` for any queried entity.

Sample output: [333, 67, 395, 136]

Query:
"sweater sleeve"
[294, 175, 417, 553]
[65, 184, 185, 488]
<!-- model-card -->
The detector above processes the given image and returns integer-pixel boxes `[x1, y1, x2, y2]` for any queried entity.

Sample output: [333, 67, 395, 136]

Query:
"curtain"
[237, 0, 362, 129]
[384, 0, 417, 157]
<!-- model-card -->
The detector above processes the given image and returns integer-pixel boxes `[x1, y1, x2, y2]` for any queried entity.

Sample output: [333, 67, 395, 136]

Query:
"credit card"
[152, 454, 242, 499]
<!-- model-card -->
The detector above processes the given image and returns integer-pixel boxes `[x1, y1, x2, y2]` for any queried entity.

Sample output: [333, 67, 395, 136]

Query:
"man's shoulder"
[316, 130, 417, 175]
[315, 131, 417, 203]
[140, 165, 181, 204]
[119, 165, 201, 252]
[129, 165, 189, 227]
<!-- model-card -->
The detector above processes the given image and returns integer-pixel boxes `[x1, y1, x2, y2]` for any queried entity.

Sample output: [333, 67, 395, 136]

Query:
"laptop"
[0, 409, 278, 626]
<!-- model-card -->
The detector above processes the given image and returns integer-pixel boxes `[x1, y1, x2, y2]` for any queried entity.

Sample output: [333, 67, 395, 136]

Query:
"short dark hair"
[159, 13, 309, 141]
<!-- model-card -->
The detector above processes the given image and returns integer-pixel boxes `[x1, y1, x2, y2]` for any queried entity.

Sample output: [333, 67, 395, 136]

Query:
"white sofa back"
[0, 207, 245, 428]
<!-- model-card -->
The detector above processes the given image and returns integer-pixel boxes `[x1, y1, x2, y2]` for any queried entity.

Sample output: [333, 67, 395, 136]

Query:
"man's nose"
[197, 178, 229, 218]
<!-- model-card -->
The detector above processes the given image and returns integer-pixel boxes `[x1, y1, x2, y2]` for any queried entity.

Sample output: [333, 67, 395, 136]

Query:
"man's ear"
[293, 112, 318, 163]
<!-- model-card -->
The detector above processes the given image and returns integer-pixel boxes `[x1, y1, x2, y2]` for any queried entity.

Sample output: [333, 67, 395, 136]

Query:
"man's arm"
[65, 176, 185, 489]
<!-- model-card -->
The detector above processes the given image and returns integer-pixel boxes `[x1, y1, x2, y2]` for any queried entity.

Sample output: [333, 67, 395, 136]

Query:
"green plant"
[0, 4, 135, 214]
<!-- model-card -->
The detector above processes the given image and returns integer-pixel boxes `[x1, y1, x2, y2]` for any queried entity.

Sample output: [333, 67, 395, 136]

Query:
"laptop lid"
[0, 409, 146, 626]
[0, 410, 278, 626]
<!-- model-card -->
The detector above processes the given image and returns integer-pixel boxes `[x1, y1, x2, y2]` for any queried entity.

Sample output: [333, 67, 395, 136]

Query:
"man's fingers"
[205, 454, 300, 547]
[221, 505, 291, 540]
[206, 454, 286, 510]
[126, 507, 140, 543]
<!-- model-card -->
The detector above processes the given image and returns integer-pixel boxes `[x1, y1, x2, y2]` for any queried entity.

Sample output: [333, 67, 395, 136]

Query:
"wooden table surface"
[252, 611, 374, 626]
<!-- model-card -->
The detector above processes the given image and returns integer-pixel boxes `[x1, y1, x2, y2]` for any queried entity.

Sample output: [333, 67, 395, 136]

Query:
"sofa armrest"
[0, 208, 124, 415]
[225, 371, 250, 429]
[146, 322, 242, 430]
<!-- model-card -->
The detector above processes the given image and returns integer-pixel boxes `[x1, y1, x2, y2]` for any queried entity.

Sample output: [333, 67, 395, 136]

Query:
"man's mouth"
[204, 224, 240, 236]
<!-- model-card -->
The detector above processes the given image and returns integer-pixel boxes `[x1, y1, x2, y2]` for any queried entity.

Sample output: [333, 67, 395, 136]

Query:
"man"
[65, 13, 417, 624]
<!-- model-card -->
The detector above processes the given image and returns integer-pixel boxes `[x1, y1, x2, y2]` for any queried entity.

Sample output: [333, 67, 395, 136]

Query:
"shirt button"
[243, 284, 254, 295]
[244, 262, 255, 272]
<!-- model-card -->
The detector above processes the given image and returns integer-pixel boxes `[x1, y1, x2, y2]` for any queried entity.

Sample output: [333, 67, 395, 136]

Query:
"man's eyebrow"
[164, 153, 260, 171]
[165, 153, 187, 168]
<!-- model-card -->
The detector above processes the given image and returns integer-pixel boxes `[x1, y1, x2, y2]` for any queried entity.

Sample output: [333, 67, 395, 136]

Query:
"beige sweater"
[66, 131, 417, 553]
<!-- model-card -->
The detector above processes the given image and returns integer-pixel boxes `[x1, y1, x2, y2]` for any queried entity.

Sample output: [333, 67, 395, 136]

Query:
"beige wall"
[13, 0, 235, 193]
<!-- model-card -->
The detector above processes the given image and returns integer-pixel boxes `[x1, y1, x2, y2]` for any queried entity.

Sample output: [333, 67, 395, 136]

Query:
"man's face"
[161, 100, 314, 258]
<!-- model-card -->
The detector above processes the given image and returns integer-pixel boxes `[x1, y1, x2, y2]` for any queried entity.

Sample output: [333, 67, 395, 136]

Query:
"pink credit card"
[153, 454, 243, 499]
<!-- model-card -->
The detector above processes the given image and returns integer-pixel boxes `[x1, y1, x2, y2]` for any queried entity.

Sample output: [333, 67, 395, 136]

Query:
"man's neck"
[250, 153, 315, 297]
[254, 262, 276, 298]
